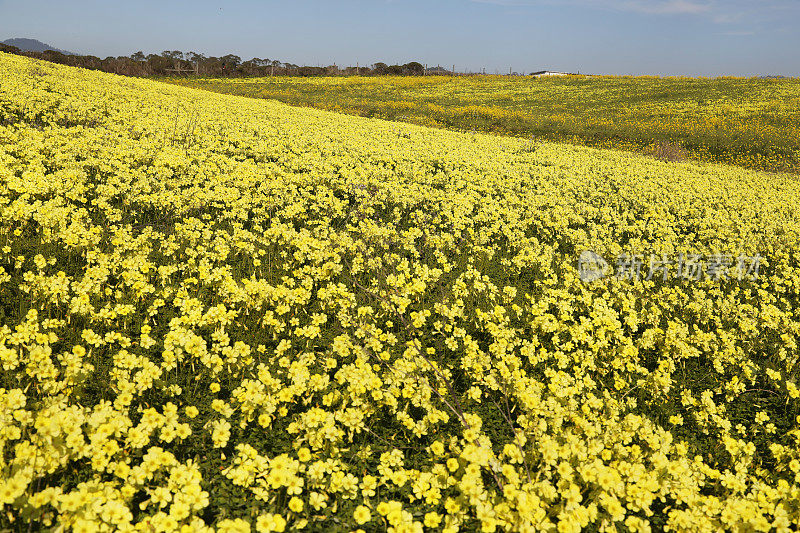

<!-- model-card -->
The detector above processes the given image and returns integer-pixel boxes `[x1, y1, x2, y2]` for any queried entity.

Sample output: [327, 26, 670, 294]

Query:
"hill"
[2, 37, 74, 55]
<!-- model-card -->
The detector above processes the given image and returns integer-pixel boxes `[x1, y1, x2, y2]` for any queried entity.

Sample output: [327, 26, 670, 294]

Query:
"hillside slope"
[2, 52, 800, 531]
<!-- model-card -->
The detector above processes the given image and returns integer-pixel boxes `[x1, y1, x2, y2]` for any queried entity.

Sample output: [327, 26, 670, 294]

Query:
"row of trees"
[0, 44, 441, 77]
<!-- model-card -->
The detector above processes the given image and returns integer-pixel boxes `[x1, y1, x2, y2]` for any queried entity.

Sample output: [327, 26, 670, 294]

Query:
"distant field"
[168, 75, 800, 173]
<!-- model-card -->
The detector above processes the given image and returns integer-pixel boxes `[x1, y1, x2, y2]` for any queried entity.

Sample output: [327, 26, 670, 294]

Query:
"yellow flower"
[211, 420, 232, 448]
[288, 496, 303, 513]
[256, 514, 286, 532]
[297, 448, 312, 462]
[430, 441, 445, 456]
[424, 512, 442, 528]
[353, 505, 371, 525]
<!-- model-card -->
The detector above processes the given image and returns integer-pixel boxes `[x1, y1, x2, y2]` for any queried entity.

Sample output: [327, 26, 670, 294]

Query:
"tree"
[387, 64, 404, 75]
[220, 54, 241, 67]
[162, 50, 184, 61]
[147, 53, 173, 75]
[404, 62, 424, 75]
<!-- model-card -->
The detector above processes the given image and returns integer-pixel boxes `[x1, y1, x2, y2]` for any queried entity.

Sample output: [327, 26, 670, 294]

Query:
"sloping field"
[2, 52, 800, 531]
[168, 75, 800, 173]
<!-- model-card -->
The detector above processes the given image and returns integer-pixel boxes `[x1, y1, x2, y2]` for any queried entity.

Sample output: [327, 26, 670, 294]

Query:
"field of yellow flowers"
[3, 52, 800, 532]
[169, 74, 800, 174]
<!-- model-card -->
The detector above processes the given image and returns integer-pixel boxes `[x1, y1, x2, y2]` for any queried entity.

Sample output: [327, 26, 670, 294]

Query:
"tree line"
[0, 44, 437, 77]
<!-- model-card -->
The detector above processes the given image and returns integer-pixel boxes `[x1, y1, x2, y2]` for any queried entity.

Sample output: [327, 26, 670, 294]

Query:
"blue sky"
[1, 0, 798, 76]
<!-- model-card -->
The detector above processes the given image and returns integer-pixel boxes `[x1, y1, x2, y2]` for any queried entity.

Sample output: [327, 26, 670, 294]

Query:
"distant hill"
[2, 38, 74, 55]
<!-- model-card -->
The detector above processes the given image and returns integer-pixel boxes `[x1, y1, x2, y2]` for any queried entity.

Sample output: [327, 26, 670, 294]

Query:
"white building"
[530, 70, 570, 77]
